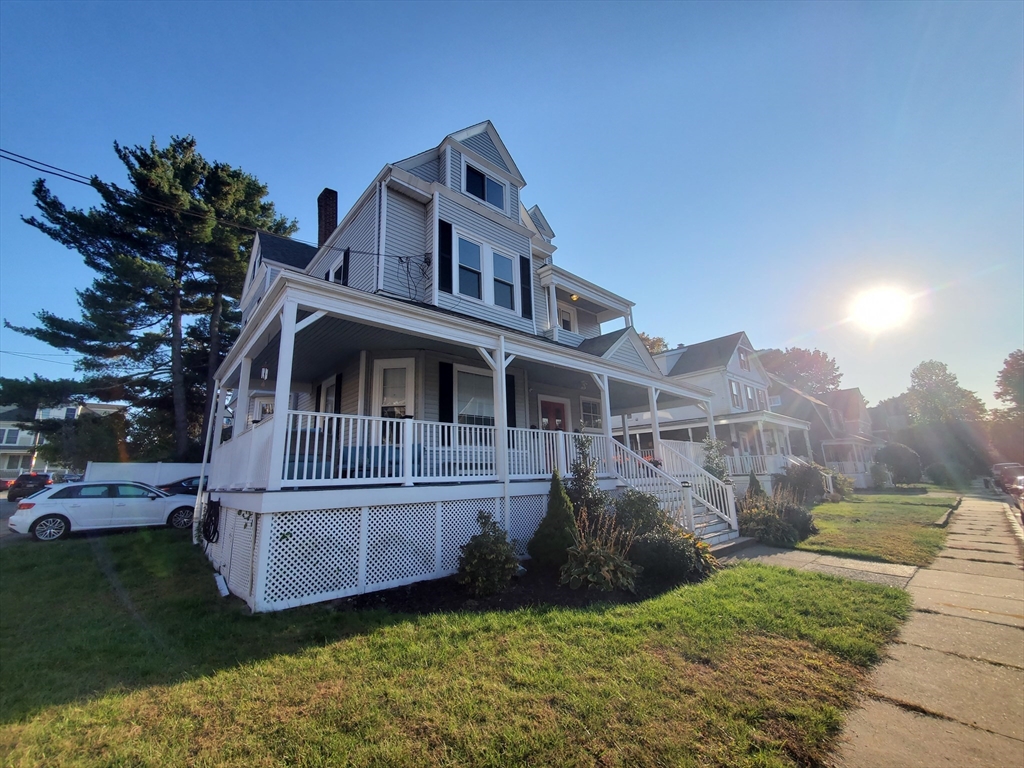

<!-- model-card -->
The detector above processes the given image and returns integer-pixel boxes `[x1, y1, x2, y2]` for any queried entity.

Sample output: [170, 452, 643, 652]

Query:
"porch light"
[570, 294, 579, 301]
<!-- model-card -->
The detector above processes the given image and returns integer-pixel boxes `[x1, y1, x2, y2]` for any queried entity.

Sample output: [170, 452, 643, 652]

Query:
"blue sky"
[1, 1, 1021, 408]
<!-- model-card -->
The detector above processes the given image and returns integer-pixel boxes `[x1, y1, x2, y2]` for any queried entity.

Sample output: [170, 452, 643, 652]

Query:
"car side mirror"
[148, 493, 159, 500]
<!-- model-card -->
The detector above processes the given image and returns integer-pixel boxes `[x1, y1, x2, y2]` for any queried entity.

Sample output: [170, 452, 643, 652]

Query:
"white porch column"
[267, 300, 298, 492]
[596, 374, 614, 471]
[703, 400, 715, 443]
[548, 284, 558, 342]
[236, 356, 252, 434]
[479, 337, 510, 526]
[784, 426, 792, 455]
[194, 376, 222, 542]
[804, 428, 812, 460]
[621, 414, 630, 449]
[648, 386, 661, 458]
[756, 420, 766, 456]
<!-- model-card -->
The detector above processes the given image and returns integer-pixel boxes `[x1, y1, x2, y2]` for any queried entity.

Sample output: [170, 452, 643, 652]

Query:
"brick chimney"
[317, 188, 338, 247]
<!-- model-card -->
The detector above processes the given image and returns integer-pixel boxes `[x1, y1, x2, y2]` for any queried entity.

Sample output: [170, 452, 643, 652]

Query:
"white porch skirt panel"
[216, 492, 549, 612]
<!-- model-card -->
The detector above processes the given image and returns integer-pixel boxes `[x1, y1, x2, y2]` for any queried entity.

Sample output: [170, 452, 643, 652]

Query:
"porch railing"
[826, 461, 867, 476]
[209, 414, 275, 490]
[658, 441, 737, 530]
[610, 441, 691, 529]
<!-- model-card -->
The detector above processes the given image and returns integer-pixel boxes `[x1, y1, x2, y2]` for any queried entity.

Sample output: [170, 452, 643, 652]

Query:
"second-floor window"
[465, 164, 505, 211]
[745, 385, 756, 410]
[757, 390, 768, 411]
[730, 381, 743, 409]
[458, 237, 482, 300]
[454, 233, 517, 313]
[493, 252, 515, 310]
[4, 429, 19, 445]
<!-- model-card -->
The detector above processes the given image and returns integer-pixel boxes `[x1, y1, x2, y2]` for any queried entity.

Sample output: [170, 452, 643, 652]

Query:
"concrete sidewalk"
[723, 489, 1024, 767]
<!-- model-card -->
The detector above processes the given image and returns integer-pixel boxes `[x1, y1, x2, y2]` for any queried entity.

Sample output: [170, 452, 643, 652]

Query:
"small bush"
[566, 435, 610, 518]
[778, 502, 818, 539]
[701, 436, 729, 481]
[876, 443, 922, 485]
[774, 463, 827, 504]
[614, 489, 670, 536]
[560, 506, 638, 592]
[830, 472, 854, 499]
[738, 507, 799, 547]
[457, 510, 519, 596]
[746, 470, 764, 498]
[870, 462, 889, 489]
[632, 528, 719, 584]
[527, 471, 577, 569]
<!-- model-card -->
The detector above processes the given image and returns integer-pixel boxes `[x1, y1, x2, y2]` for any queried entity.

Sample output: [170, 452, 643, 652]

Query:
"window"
[769, 395, 782, 408]
[458, 237, 482, 300]
[65, 407, 77, 420]
[115, 484, 154, 498]
[745, 385, 756, 410]
[464, 164, 505, 211]
[757, 390, 768, 411]
[78, 484, 111, 498]
[4, 429, 19, 445]
[493, 251, 515, 310]
[738, 349, 750, 371]
[730, 381, 743, 409]
[448, 230, 519, 312]
[580, 399, 602, 430]
[456, 370, 494, 426]
[6, 456, 20, 470]
[0, 429, 5, 443]
[558, 306, 576, 333]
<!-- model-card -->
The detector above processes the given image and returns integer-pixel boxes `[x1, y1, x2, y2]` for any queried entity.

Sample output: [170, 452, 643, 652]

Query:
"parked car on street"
[157, 476, 204, 495]
[6, 473, 53, 503]
[0, 479, 10, 492]
[7, 481, 195, 541]
[1007, 475, 1024, 504]
[995, 464, 1024, 491]
[61, 473, 84, 483]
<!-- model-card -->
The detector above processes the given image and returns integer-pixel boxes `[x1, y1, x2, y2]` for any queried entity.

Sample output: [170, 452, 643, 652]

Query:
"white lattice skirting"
[203, 488, 549, 612]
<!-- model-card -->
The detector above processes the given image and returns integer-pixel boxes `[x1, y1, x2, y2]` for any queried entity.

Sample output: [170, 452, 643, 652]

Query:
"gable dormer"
[441, 122, 525, 224]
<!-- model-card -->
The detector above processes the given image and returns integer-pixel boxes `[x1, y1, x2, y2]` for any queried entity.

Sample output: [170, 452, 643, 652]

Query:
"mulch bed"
[331, 565, 666, 616]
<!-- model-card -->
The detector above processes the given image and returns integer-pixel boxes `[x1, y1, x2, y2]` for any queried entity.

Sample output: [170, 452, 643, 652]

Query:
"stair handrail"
[657, 441, 738, 530]
[609, 441, 693, 531]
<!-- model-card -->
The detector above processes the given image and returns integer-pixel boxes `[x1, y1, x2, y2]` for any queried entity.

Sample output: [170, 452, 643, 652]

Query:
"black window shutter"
[334, 374, 343, 413]
[505, 373, 516, 428]
[519, 255, 532, 320]
[439, 362, 454, 423]
[315, 384, 322, 411]
[438, 220, 453, 294]
[342, 247, 350, 286]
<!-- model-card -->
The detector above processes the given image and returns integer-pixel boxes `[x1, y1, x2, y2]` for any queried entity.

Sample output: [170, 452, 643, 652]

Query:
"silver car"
[7, 481, 195, 541]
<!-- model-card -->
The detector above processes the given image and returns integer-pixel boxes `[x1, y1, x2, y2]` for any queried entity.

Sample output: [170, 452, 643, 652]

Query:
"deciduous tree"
[906, 360, 986, 424]
[757, 347, 842, 395]
[638, 332, 668, 355]
[994, 349, 1024, 411]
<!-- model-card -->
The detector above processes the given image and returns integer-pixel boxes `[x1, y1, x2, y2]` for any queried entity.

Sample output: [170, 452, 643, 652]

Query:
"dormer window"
[738, 349, 750, 371]
[464, 163, 506, 211]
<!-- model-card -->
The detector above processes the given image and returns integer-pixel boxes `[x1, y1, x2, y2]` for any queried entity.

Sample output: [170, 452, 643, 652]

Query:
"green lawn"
[1, 529, 910, 767]
[797, 492, 957, 566]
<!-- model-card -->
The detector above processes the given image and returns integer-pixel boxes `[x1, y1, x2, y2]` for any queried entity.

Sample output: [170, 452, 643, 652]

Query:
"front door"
[540, 399, 568, 431]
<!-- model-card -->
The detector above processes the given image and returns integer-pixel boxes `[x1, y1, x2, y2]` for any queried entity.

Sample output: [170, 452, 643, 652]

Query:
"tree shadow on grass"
[0, 527, 683, 723]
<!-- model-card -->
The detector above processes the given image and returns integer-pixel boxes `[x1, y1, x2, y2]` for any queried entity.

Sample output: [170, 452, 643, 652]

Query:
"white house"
[0, 402, 123, 480]
[199, 122, 739, 613]
[618, 332, 814, 495]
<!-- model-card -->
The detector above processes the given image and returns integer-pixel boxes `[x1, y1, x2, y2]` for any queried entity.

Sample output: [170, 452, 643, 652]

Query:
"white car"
[8, 481, 195, 541]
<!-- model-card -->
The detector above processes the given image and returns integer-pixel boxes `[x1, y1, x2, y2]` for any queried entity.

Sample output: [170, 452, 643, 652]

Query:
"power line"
[0, 349, 85, 357]
[0, 350, 79, 366]
[0, 148, 429, 263]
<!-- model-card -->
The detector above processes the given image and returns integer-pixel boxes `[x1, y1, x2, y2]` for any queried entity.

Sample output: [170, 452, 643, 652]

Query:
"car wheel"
[31, 515, 70, 541]
[168, 506, 194, 529]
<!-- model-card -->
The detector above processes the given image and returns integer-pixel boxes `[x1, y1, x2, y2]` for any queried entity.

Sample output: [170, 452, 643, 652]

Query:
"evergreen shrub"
[457, 510, 519, 596]
[613, 489, 670, 536]
[631, 529, 719, 585]
[527, 471, 577, 569]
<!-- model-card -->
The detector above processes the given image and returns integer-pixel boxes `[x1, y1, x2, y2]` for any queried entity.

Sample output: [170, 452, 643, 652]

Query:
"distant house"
[767, 379, 881, 488]
[201, 122, 740, 613]
[0, 403, 123, 479]
[619, 332, 814, 495]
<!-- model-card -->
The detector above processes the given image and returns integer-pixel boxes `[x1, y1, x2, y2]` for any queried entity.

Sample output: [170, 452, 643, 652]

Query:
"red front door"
[540, 400, 567, 431]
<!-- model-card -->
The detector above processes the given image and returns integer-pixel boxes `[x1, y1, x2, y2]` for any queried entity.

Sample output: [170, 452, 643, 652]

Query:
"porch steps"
[692, 508, 740, 547]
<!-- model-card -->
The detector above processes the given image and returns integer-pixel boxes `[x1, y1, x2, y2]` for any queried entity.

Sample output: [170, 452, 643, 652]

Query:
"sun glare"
[849, 286, 913, 333]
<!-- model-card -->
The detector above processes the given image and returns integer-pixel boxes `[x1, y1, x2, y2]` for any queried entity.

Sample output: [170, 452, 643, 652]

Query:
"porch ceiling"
[251, 317, 490, 385]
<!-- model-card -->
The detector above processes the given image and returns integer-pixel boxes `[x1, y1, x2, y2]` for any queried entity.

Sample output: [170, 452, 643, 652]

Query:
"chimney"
[317, 188, 338, 247]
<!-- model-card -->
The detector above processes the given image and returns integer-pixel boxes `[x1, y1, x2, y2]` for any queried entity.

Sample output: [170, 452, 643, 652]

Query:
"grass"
[797, 492, 958, 566]
[0, 529, 911, 767]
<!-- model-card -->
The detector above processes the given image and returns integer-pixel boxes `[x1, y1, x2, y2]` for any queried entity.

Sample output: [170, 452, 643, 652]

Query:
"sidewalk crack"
[870, 693, 1024, 742]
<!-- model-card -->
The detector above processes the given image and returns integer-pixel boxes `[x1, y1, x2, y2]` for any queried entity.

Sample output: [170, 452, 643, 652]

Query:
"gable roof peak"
[445, 120, 525, 186]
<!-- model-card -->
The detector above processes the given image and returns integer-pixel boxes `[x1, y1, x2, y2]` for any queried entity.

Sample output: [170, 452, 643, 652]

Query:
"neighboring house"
[0, 402, 123, 479]
[201, 122, 739, 613]
[768, 377, 881, 488]
[618, 332, 814, 494]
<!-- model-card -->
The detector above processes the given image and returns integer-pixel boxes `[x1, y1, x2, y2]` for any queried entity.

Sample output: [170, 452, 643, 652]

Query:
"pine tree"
[528, 471, 577, 568]
[9, 137, 296, 459]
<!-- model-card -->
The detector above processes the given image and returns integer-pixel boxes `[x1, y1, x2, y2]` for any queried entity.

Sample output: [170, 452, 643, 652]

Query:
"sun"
[849, 286, 913, 333]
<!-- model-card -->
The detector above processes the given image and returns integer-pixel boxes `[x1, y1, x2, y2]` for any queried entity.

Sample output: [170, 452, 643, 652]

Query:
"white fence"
[85, 461, 204, 486]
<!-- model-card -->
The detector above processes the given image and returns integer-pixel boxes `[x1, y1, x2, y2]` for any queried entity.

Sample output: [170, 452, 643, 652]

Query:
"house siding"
[458, 132, 508, 172]
[576, 309, 600, 339]
[436, 195, 534, 335]
[449, 148, 462, 194]
[330, 188, 378, 293]
[405, 157, 439, 184]
[382, 188, 429, 302]
[339, 356, 362, 415]
[608, 339, 647, 371]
